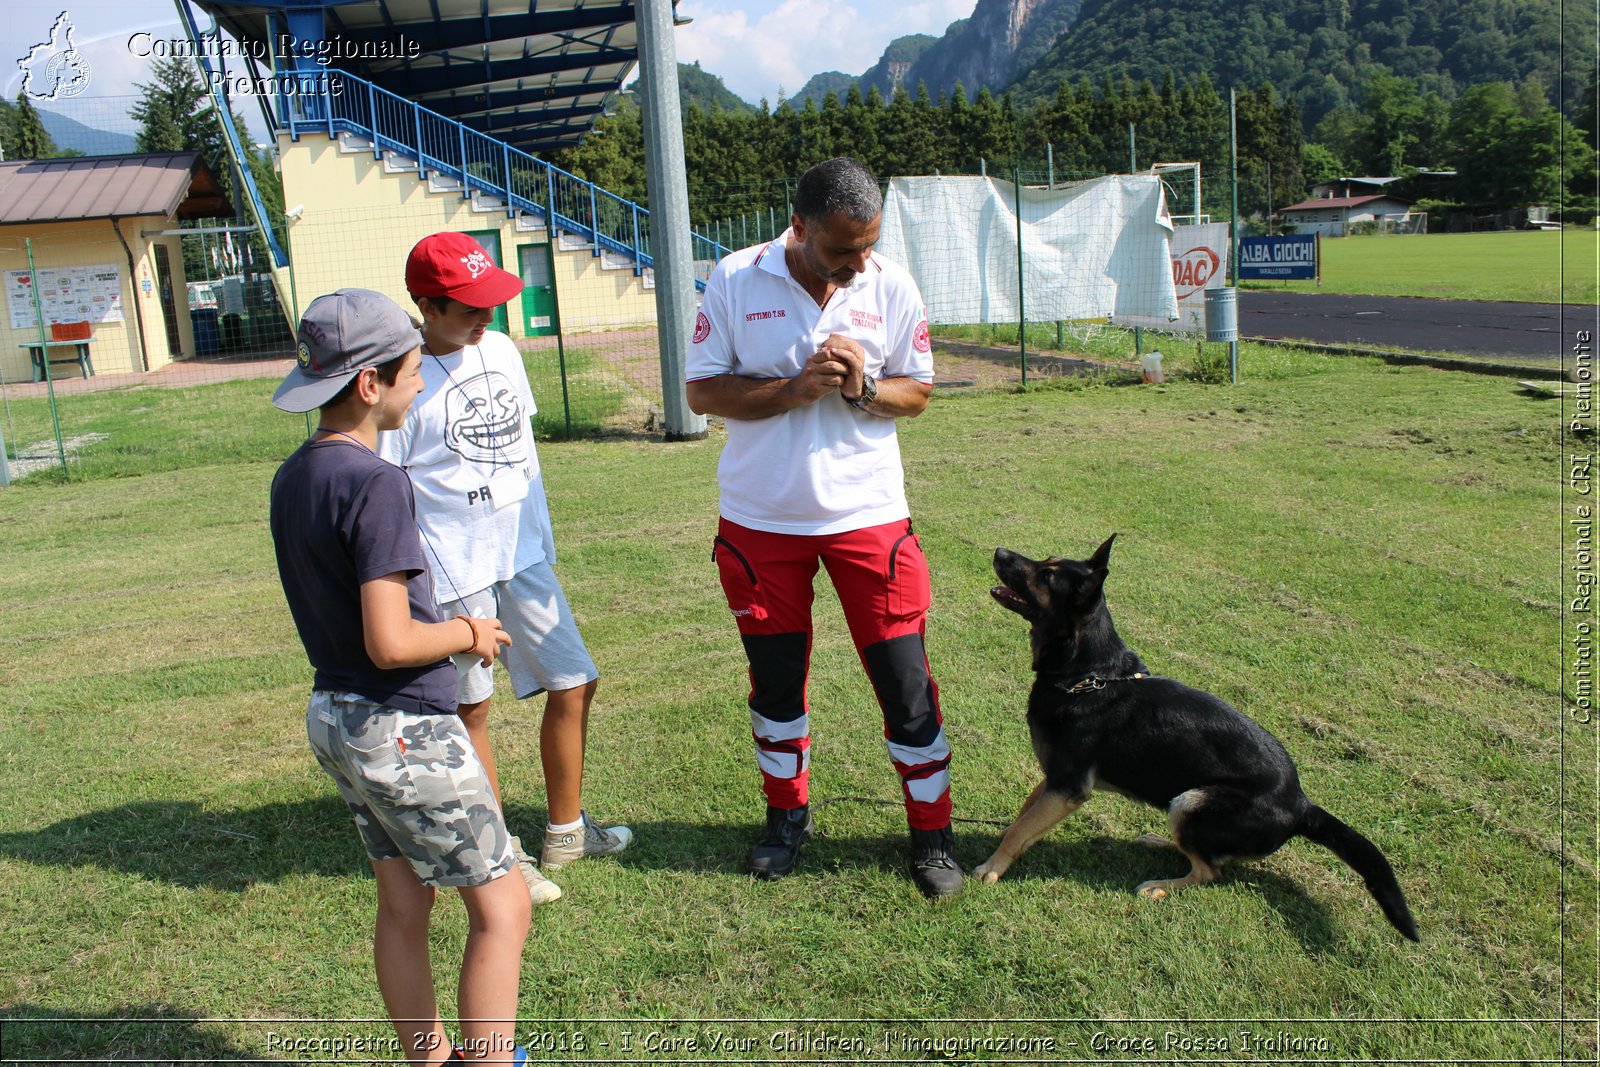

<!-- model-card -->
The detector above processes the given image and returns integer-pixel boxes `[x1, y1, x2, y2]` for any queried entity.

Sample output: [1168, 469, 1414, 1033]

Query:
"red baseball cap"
[405, 232, 522, 309]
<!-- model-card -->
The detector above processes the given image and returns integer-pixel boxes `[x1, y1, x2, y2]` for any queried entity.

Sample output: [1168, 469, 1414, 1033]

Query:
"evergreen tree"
[9, 93, 58, 159]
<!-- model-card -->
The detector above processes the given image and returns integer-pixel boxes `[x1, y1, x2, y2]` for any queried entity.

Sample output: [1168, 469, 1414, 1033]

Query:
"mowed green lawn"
[1242, 228, 1598, 305]
[0, 352, 1587, 1062]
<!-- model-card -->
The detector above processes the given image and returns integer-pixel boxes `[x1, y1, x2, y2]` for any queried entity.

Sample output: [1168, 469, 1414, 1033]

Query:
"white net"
[875, 175, 1179, 326]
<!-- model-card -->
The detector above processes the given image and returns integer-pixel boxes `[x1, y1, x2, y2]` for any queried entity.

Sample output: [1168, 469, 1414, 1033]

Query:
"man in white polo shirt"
[686, 157, 962, 898]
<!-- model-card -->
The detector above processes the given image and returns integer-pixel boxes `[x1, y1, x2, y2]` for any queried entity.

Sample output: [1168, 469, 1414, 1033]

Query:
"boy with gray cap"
[270, 288, 529, 1065]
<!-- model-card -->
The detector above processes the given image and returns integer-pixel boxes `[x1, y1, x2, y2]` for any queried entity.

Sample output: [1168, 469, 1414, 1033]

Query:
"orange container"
[51, 321, 91, 342]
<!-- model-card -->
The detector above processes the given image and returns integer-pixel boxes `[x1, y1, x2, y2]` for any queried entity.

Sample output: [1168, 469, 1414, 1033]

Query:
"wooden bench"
[21, 340, 94, 382]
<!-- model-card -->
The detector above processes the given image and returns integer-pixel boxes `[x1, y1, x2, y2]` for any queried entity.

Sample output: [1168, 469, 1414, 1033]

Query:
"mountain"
[904, 0, 1081, 101]
[38, 108, 136, 156]
[789, 71, 859, 109]
[858, 35, 942, 100]
[787, 1, 1081, 109]
[632, 61, 755, 115]
[1008, 0, 1590, 128]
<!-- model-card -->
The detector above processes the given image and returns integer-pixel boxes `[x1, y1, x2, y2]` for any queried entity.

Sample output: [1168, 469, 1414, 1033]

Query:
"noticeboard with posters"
[5, 265, 126, 330]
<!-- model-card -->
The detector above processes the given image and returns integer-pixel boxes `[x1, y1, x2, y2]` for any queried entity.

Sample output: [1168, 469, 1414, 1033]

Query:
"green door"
[464, 230, 510, 334]
[519, 244, 558, 337]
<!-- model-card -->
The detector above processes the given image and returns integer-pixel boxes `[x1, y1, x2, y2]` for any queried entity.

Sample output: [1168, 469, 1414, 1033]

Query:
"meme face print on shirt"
[443, 371, 527, 468]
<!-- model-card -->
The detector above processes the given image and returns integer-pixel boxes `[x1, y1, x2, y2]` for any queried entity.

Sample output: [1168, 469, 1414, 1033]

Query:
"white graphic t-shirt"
[377, 330, 555, 602]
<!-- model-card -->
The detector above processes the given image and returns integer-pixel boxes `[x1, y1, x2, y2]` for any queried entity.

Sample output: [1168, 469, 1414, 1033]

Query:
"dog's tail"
[1296, 805, 1419, 941]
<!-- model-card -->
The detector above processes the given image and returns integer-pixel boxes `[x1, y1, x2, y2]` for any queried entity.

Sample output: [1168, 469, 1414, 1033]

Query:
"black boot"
[909, 824, 964, 898]
[747, 805, 813, 880]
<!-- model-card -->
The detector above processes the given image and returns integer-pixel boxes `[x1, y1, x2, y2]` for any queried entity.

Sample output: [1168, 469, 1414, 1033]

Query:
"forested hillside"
[1009, 0, 1588, 127]
[548, 0, 1597, 231]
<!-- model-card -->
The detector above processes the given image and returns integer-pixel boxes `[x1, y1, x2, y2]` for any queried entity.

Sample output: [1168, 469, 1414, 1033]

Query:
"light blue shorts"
[442, 558, 599, 704]
[306, 690, 517, 887]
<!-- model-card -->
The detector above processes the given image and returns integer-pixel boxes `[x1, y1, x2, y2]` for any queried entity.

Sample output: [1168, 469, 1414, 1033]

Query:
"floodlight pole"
[637, 0, 707, 441]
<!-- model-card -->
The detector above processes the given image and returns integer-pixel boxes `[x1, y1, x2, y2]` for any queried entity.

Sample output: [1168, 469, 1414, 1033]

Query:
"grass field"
[0, 351, 1590, 1062]
[1242, 228, 1598, 305]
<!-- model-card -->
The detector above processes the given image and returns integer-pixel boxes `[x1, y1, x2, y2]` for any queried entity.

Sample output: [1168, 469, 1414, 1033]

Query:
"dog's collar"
[1054, 672, 1147, 694]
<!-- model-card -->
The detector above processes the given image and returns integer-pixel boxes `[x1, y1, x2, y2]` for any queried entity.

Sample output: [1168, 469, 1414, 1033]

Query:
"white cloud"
[674, 0, 974, 105]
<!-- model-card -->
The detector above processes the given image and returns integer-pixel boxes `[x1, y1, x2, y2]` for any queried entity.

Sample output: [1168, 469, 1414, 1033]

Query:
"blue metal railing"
[278, 69, 729, 288]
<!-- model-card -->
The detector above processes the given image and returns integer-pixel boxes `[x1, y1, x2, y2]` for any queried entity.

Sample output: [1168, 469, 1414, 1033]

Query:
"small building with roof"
[0, 152, 233, 383]
[1279, 188, 1417, 238]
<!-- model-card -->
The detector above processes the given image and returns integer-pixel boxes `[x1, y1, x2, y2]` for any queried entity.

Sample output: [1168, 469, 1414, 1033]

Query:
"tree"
[130, 55, 285, 273]
[7, 93, 58, 159]
[131, 56, 216, 157]
[1445, 81, 1590, 210]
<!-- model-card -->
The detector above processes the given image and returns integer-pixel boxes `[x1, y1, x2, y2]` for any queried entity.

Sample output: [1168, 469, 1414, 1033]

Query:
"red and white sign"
[1172, 244, 1220, 299]
[692, 310, 711, 343]
[1113, 223, 1229, 334]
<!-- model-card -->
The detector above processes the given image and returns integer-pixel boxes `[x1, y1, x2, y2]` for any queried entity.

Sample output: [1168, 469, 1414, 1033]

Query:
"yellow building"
[278, 130, 659, 336]
[0, 153, 232, 384]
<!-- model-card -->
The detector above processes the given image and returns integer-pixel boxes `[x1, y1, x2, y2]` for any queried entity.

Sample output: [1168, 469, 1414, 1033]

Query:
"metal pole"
[0, 418, 10, 486]
[1047, 142, 1054, 188]
[1229, 88, 1239, 385]
[1128, 122, 1136, 173]
[1014, 168, 1026, 386]
[26, 238, 68, 474]
[1266, 161, 1273, 234]
[637, 0, 707, 440]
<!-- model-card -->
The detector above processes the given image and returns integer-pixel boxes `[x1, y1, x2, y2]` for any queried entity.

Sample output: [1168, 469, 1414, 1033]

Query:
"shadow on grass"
[0, 800, 1348, 950]
[0, 798, 369, 891]
[1, 1004, 261, 1062]
[952, 829, 1346, 953]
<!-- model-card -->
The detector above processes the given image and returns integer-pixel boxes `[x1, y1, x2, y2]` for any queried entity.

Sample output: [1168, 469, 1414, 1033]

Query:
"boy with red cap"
[379, 233, 629, 905]
[270, 288, 529, 1064]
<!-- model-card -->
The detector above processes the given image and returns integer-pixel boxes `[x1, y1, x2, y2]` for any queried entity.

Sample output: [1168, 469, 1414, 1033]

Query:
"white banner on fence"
[1112, 223, 1229, 333]
[876, 174, 1178, 324]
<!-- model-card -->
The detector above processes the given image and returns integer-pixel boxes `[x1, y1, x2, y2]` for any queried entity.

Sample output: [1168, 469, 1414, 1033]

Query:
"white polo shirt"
[687, 229, 934, 536]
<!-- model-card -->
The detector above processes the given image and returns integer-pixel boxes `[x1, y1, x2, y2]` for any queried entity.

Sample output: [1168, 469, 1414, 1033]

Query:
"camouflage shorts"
[306, 691, 516, 887]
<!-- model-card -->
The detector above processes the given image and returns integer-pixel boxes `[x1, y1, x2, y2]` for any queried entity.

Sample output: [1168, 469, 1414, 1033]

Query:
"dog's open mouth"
[990, 584, 1034, 616]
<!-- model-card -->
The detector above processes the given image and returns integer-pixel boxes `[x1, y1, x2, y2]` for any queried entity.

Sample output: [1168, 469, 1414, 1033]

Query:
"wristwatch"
[847, 374, 877, 410]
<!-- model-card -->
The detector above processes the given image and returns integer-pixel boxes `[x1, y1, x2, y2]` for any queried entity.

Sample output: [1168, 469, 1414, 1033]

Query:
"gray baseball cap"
[272, 289, 420, 413]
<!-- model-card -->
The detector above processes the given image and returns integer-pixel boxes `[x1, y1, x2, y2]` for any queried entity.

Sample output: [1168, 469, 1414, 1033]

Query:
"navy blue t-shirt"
[270, 437, 457, 715]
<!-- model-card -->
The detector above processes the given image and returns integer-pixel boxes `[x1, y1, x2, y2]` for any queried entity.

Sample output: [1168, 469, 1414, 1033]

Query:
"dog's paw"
[973, 861, 1004, 884]
[1135, 880, 1170, 900]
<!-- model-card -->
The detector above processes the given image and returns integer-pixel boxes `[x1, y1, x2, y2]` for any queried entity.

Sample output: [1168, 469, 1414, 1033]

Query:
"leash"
[1055, 672, 1148, 694]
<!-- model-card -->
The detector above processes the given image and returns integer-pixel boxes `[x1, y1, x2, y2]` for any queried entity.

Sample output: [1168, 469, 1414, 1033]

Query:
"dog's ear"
[1088, 533, 1116, 573]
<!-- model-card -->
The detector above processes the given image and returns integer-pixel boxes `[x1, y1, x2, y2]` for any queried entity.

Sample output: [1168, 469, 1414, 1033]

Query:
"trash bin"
[1203, 287, 1238, 343]
[190, 307, 219, 355]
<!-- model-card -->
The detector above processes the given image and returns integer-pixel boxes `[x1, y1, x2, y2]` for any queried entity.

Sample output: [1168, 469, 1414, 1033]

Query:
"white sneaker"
[540, 810, 633, 871]
[509, 835, 562, 904]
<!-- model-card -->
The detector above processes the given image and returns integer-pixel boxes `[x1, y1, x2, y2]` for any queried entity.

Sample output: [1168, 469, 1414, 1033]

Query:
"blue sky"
[5, 0, 975, 142]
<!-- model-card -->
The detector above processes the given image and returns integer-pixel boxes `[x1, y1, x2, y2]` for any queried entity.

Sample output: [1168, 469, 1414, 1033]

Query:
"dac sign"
[1173, 246, 1220, 299]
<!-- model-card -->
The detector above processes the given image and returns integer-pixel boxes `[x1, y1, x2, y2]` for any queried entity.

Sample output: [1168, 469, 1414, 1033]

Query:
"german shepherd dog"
[978, 536, 1419, 941]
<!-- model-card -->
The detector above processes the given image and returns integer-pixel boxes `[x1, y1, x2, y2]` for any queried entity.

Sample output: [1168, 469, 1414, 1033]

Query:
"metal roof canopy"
[0, 153, 234, 226]
[188, 0, 646, 153]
